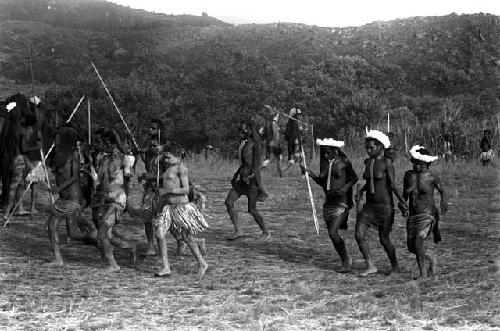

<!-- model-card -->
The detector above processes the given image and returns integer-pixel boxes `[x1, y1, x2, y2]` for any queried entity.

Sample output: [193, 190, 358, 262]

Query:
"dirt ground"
[0, 159, 499, 330]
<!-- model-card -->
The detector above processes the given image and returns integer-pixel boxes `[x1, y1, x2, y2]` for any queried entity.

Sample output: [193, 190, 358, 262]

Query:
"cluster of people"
[299, 130, 448, 278]
[0, 94, 473, 280]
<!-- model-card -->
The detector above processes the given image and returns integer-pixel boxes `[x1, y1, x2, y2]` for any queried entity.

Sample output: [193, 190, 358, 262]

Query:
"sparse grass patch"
[0, 156, 498, 330]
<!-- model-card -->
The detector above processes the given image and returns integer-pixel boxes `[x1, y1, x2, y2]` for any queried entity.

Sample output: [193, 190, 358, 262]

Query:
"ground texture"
[0, 159, 499, 330]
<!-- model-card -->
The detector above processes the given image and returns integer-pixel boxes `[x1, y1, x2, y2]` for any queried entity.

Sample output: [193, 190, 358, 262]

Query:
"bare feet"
[260, 230, 271, 240]
[226, 231, 244, 241]
[156, 267, 171, 277]
[390, 265, 401, 274]
[360, 265, 378, 277]
[339, 257, 352, 273]
[103, 265, 121, 273]
[141, 248, 156, 257]
[197, 261, 209, 280]
[45, 259, 64, 267]
[15, 207, 30, 216]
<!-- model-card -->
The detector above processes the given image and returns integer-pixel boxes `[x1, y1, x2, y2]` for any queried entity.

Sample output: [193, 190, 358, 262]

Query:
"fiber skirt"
[153, 202, 209, 234]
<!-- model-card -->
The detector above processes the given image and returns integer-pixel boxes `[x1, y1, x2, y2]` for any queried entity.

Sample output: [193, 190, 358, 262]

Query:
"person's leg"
[46, 213, 64, 266]
[225, 188, 243, 240]
[414, 234, 427, 278]
[98, 207, 120, 273]
[379, 211, 400, 274]
[4, 169, 23, 217]
[30, 183, 39, 213]
[355, 215, 377, 276]
[155, 224, 171, 276]
[181, 231, 208, 280]
[247, 188, 270, 239]
[170, 229, 187, 255]
[327, 209, 351, 271]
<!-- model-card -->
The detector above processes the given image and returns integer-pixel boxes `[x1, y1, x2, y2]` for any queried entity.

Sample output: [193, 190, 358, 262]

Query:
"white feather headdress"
[6, 102, 17, 112]
[410, 145, 438, 163]
[366, 130, 390, 148]
[29, 96, 41, 106]
[316, 138, 345, 148]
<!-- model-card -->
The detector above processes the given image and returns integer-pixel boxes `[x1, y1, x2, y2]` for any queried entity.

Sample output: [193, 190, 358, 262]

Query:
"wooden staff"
[65, 95, 85, 123]
[90, 61, 140, 151]
[4, 143, 55, 227]
[264, 105, 310, 127]
[300, 140, 319, 234]
[156, 128, 160, 188]
[88, 98, 91, 145]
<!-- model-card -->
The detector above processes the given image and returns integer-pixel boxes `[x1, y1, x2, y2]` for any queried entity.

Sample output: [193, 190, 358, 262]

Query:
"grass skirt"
[52, 198, 83, 217]
[153, 202, 208, 234]
[26, 161, 45, 183]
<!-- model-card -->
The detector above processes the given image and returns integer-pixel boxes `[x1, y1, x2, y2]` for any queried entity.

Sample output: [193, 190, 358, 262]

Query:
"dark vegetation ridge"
[0, 0, 498, 153]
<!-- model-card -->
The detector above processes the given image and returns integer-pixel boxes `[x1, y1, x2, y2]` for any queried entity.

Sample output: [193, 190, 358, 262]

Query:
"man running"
[225, 119, 270, 240]
[403, 145, 447, 278]
[302, 138, 358, 272]
[46, 127, 96, 266]
[355, 130, 407, 276]
[95, 130, 136, 273]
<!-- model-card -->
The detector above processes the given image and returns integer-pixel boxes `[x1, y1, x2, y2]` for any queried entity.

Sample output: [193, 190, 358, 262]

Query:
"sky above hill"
[112, 0, 500, 26]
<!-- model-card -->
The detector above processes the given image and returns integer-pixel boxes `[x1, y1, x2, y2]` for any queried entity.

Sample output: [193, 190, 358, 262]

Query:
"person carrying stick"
[301, 138, 358, 272]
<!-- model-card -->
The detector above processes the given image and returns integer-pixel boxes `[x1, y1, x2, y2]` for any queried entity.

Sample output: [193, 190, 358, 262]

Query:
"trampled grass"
[0, 154, 499, 330]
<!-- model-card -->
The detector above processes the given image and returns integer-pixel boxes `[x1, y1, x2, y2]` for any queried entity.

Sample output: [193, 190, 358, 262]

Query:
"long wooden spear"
[300, 140, 319, 234]
[90, 61, 140, 151]
[3, 143, 55, 227]
[264, 105, 310, 127]
[65, 95, 85, 123]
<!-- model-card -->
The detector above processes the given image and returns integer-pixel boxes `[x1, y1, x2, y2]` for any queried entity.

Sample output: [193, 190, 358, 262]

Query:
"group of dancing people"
[1, 94, 448, 280]
[233, 119, 448, 279]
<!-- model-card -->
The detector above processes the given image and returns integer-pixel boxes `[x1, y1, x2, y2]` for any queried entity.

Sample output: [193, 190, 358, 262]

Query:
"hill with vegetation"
[0, 0, 498, 154]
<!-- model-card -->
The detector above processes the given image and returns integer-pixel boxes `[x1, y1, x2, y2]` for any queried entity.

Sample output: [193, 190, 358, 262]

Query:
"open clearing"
[0, 158, 499, 330]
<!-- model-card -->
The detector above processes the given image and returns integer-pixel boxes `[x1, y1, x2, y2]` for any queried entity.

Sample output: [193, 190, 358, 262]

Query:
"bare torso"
[363, 157, 393, 206]
[404, 169, 437, 215]
[162, 163, 189, 205]
[54, 149, 83, 202]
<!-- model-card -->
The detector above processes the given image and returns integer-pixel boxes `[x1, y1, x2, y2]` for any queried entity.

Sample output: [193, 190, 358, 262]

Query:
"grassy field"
[0, 155, 499, 330]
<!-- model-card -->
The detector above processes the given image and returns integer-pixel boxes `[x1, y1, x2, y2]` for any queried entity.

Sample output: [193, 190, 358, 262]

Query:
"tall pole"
[387, 113, 390, 133]
[88, 98, 91, 145]
[156, 128, 160, 188]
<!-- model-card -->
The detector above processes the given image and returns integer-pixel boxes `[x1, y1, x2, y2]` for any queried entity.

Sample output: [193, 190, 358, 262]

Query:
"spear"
[264, 105, 310, 127]
[65, 95, 85, 123]
[4, 143, 55, 227]
[88, 98, 91, 145]
[299, 137, 319, 234]
[90, 61, 140, 151]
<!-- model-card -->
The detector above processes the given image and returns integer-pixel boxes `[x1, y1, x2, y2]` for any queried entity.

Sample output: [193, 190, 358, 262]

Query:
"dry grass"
[0, 154, 499, 330]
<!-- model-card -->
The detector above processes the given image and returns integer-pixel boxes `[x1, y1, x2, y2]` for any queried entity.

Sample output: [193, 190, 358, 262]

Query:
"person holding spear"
[301, 138, 358, 272]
